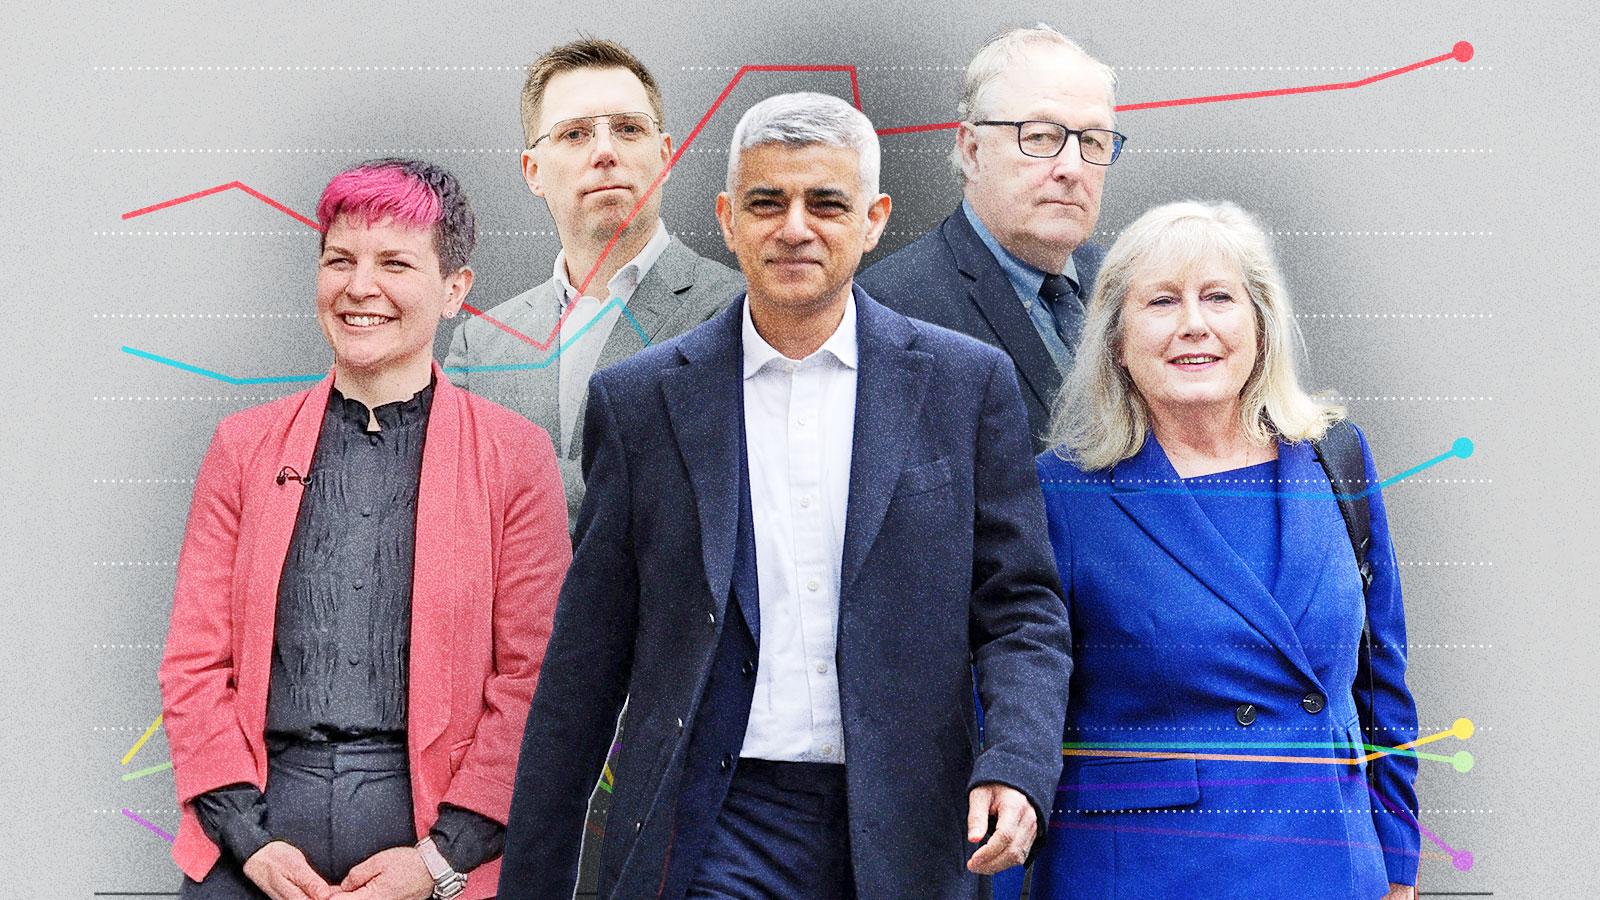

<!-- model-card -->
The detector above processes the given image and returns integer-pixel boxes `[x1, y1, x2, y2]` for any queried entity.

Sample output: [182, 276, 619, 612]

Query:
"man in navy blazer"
[498, 92, 1071, 900]
[858, 24, 1124, 453]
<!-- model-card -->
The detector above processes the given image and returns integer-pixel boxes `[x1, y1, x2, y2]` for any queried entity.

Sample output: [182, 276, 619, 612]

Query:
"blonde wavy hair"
[1048, 200, 1344, 470]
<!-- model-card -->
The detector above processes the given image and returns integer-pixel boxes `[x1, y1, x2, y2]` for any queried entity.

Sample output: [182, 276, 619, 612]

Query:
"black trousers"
[181, 740, 415, 899]
[686, 758, 857, 900]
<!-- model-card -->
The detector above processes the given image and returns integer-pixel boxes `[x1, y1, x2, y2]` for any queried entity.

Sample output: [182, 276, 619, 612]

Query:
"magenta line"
[1364, 781, 1474, 871]
[1051, 819, 1424, 859]
[122, 808, 175, 842]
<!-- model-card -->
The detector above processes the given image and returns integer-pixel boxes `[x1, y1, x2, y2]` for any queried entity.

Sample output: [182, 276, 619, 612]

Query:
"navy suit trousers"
[686, 759, 856, 900]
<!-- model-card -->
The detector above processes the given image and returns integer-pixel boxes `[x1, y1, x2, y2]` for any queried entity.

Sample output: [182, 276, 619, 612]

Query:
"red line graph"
[118, 43, 1472, 356]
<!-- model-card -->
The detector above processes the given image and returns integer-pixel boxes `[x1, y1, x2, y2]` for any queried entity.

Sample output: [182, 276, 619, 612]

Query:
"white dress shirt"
[739, 293, 857, 763]
[554, 220, 671, 455]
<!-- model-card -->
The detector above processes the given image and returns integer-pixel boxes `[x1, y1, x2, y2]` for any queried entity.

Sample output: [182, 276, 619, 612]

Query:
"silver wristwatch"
[415, 836, 469, 900]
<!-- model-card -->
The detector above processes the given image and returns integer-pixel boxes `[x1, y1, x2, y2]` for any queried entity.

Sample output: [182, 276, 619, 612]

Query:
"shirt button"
[1301, 692, 1327, 714]
[820, 744, 833, 756]
[816, 661, 828, 674]
[1235, 703, 1258, 727]
[807, 579, 819, 592]
[784, 362, 796, 374]
[798, 415, 809, 426]
[799, 495, 812, 508]
[368, 434, 379, 447]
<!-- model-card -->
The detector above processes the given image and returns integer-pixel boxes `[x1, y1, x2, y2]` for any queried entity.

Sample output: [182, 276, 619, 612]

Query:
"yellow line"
[121, 714, 163, 765]
[1064, 718, 1473, 768]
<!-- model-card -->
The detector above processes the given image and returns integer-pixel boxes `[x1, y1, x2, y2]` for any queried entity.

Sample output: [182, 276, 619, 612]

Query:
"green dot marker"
[1451, 750, 1474, 773]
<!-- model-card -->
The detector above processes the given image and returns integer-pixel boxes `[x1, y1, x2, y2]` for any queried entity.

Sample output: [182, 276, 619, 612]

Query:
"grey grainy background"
[1, 0, 1594, 896]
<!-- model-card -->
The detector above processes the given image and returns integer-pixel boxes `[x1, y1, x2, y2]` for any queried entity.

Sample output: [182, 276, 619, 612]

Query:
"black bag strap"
[1312, 419, 1373, 590]
[1311, 419, 1378, 785]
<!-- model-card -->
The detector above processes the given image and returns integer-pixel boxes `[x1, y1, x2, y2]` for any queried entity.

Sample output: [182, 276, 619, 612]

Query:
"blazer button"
[1302, 692, 1327, 714]
[676, 717, 684, 732]
[707, 611, 716, 625]
[741, 659, 755, 678]
[634, 821, 642, 833]
[1235, 703, 1258, 726]
[721, 753, 734, 771]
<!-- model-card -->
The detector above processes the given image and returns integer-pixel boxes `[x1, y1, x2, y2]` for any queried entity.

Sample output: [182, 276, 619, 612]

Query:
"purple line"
[1051, 819, 1425, 859]
[1060, 774, 1360, 792]
[1364, 781, 1473, 871]
[121, 809, 175, 843]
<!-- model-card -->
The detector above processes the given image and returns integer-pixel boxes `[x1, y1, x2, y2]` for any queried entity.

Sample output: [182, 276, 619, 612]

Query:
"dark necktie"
[1040, 273, 1085, 350]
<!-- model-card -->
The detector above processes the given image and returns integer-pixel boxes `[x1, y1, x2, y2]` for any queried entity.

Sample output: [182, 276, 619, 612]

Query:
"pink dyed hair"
[314, 158, 477, 272]
[316, 163, 442, 232]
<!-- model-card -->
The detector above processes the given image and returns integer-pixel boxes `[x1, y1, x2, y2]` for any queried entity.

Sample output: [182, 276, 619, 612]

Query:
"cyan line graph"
[1043, 438, 1474, 500]
[120, 296, 650, 385]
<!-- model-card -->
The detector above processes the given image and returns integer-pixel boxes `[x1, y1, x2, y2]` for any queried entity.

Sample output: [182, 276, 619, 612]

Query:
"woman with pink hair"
[160, 159, 571, 900]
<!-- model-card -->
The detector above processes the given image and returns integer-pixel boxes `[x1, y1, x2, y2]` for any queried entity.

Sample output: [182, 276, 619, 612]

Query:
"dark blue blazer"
[1020, 431, 1421, 900]
[498, 287, 1073, 900]
[858, 208, 1105, 454]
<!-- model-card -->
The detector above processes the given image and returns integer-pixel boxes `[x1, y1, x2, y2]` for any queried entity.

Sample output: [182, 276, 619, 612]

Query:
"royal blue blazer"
[1020, 429, 1420, 900]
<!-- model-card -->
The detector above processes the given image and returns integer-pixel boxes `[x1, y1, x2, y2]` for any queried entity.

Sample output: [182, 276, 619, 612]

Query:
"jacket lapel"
[238, 373, 334, 741]
[408, 360, 460, 755]
[569, 241, 700, 460]
[1272, 440, 1339, 630]
[1110, 437, 1320, 686]
[660, 299, 749, 627]
[941, 211, 1062, 414]
[840, 288, 931, 595]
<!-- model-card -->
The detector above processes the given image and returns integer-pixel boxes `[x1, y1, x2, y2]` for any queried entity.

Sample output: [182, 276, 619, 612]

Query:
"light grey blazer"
[444, 238, 744, 532]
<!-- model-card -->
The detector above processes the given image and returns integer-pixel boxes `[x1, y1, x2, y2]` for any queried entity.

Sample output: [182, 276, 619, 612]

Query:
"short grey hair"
[1047, 200, 1344, 470]
[726, 91, 881, 196]
[952, 24, 1118, 179]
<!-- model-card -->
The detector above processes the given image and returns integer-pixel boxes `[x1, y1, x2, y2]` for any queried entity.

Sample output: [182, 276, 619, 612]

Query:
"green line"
[121, 761, 173, 781]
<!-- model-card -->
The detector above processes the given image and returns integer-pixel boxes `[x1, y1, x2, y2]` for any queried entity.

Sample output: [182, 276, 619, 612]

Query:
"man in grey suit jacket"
[858, 24, 1125, 453]
[445, 38, 742, 529]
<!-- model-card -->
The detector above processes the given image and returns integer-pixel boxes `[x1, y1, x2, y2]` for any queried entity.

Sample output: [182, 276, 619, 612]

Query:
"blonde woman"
[1027, 201, 1419, 900]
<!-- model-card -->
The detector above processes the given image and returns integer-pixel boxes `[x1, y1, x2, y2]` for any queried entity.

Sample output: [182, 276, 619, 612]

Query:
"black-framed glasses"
[972, 120, 1127, 166]
[531, 111, 661, 150]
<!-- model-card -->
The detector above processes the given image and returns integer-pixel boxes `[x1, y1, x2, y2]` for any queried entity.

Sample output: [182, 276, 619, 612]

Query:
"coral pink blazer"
[159, 362, 570, 899]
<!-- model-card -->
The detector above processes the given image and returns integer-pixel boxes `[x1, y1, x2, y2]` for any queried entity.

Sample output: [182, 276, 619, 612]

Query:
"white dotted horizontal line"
[1330, 396, 1493, 401]
[94, 809, 178, 814]
[1063, 725, 1486, 731]
[681, 147, 1491, 154]
[93, 230, 559, 237]
[1063, 808, 1492, 814]
[93, 561, 177, 566]
[1299, 313, 1494, 319]
[1041, 477, 1483, 484]
[1075, 637, 1484, 643]
[93, 148, 523, 154]
[1397, 561, 1492, 566]
[93, 65, 526, 72]
[92, 726, 165, 731]
[92, 643, 163, 649]
[678, 65, 1494, 73]
[92, 313, 315, 319]
[93, 230, 317, 236]
[92, 478, 197, 484]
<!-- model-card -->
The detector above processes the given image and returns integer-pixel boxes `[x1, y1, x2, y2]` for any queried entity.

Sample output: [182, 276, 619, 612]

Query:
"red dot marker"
[1453, 41, 1474, 62]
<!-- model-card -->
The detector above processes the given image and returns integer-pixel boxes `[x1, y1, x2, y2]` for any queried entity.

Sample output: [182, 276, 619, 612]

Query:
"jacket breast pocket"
[1057, 756, 1202, 814]
[893, 456, 954, 499]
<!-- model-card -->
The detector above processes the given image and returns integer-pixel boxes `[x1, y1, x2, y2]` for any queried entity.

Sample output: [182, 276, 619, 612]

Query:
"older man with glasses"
[859, 24, 1124, 453]
[446, 37, 744, 532]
